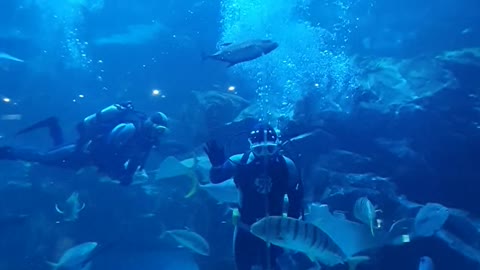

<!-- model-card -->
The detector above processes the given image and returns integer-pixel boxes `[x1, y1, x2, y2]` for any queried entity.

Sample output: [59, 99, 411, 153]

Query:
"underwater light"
[152, 89, 160, 96]
[2, 97, 11, 103]
[227, 86, 235, 92]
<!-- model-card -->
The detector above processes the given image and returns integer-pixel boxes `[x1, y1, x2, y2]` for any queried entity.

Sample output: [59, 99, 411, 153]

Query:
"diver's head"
[248, 123, 279, 157]
[144, 112, 169, 141]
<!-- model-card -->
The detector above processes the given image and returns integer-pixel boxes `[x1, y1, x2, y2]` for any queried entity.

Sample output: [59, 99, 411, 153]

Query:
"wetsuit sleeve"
[285, 157, 304, 219]
[209, 154, 241, 184]
[108, 123, 136, 147]
[108, 123, 137, 185]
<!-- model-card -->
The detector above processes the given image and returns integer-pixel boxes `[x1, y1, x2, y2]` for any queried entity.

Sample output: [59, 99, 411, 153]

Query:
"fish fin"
[220, 42, 233, 46]
[54, 204, 64, 215]
[306, 254, 316, 262]
[45, 261, 58, 269]
[154, 156, 192, 181]
[226, 62, 236, 68]
[347, 256, 370, 270]
[79, 202, 86, 212]
[184, 170, 199, 198]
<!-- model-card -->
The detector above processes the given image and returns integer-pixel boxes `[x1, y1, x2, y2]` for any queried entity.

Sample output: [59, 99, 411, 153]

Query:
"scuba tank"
[82, 102, 133, 130]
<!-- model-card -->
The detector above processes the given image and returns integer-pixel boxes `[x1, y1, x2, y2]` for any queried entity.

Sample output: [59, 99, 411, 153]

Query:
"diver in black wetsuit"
[205, 123, 304, 270]
[0, 102, 169, 185]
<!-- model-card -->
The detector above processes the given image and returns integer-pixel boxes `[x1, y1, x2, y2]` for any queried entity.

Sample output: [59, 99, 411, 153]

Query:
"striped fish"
[250, 216, 369, 270]
[353, 197, 380, 236]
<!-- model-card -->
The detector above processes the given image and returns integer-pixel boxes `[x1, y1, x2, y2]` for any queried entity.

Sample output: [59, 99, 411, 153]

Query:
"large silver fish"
[160, 229, 210, 256]
[250, 216, 369, 270]
[47, 242, 97, 270]
[203, 39, 278, 67]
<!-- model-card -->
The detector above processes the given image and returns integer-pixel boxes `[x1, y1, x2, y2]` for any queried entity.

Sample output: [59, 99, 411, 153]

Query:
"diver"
[204, 123, 304, 270]
[0, 102, 169, 185]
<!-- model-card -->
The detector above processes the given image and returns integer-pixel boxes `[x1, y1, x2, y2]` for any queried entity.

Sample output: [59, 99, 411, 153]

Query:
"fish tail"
[347, 256, 370, 270]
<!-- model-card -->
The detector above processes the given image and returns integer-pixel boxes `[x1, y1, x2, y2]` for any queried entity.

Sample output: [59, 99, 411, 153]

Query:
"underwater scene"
[1, 0, 480, 269]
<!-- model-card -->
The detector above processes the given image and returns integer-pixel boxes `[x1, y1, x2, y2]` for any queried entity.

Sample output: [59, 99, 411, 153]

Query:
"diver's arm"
[209, 154, 242, 184]
[285, 157, 304, 219]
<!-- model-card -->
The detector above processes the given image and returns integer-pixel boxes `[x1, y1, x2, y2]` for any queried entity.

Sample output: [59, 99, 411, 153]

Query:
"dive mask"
[249, 140, 279, 156]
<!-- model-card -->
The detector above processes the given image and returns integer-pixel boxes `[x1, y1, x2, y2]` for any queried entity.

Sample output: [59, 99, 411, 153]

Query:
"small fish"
[203, 39, 279, 67]
[160, 229, 210, 256]
[0, 52, 24, 62]
[353, 197, 380, 236]
[199, 178, 239, 204]
[47, 242, 98, 270]
[55, 192, 86, 222]
[250, 216, 369, 270]
[418, 256, 434, 270]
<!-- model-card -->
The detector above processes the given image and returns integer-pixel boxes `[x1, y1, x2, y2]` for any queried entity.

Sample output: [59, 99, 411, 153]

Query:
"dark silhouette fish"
[203, 39, 279, 67]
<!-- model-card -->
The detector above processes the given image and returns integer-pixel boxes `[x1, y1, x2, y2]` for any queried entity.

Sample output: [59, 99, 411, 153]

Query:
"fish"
[160, 229, 210, 256]
[203, 39, 279, 67]
[199, 178, 239, 204]
[47, 242, 98, 270]
[153, 155, 212, 198]
[55, 192, 86, 222]
[94, 23, 171, 46]
[250, 216, 369, 270]
[414, 203, 449, 237]
[353, 197, 380, 236]
[0, 52, 24, 63]
[418, 256, 434, 270]
[305, 203, 384, 256]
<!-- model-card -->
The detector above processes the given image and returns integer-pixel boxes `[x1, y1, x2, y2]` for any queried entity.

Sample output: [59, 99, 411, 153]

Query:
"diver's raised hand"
[204, 140, 226, 167]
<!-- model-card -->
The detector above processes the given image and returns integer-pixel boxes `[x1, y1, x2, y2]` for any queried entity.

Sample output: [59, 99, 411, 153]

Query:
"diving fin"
[16, 117, 64, 146]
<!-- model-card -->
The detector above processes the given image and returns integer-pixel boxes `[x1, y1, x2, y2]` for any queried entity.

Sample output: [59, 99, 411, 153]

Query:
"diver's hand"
[204, 140, 226, 167]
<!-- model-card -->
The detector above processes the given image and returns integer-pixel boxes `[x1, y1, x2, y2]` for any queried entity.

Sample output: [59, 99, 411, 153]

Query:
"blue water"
[1, 0, 480, 269]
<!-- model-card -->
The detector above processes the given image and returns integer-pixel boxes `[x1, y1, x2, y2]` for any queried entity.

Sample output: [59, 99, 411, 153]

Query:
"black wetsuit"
[211, 152, 303, 270]
[0, 118, 154, 185]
